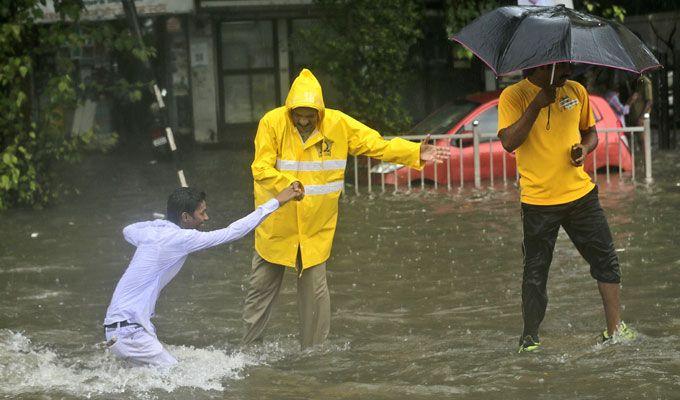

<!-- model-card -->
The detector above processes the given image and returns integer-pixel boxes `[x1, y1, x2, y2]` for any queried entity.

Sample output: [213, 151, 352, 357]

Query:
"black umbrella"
[451, 5, 662, 77]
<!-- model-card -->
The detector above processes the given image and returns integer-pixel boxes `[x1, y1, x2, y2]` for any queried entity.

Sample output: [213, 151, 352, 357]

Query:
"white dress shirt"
[104, 198, 280, 335]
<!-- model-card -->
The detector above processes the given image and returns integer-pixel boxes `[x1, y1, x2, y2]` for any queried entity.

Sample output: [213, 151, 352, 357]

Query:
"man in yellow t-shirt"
[498, 63, 635, 353]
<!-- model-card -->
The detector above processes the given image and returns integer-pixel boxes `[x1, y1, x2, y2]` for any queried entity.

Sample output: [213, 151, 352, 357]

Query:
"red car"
[371, 91, 632, 186]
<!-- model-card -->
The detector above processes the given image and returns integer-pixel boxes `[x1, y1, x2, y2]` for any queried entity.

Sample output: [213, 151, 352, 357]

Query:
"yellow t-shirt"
[498, 79, 595, 205]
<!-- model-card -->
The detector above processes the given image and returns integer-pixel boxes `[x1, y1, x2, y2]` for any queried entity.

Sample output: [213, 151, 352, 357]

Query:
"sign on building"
[39, 0, 193, 22]
[517, 0, 574, 7]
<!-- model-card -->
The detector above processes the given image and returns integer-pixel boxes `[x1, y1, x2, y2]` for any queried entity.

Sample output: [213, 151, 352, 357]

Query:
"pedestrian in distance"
[103, 185, 302, 367]
[627, 73, 654, 128]
[243, 68, 449, 349]
[604, 72, 638, 128]
[497, 62, 636, 353]
[626, 74, 654, 152]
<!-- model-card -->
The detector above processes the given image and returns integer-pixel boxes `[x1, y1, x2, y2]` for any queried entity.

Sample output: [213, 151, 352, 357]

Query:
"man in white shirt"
[104, 185, 302, 367]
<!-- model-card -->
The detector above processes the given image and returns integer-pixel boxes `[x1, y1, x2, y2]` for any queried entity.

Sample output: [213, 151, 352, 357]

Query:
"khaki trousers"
[242, 251, 330, 348]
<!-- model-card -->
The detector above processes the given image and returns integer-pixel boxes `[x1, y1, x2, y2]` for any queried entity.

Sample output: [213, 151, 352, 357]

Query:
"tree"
[0, 0, 153, 210]
[446, 0, 502, 60]
[445, 1, 631, 61]
[574, 0, 677, 17]
[576, 1, 626, 21]
[293, 0, 422, 133]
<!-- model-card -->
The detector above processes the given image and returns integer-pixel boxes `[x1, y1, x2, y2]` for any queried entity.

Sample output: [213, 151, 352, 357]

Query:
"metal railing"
[348, 115, 653, 194]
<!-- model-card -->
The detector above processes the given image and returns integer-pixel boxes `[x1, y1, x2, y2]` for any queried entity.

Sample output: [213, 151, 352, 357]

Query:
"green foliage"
[0, 0, 153, 210]
[575, 0, 673, 17]
[579, 1, 626, 21]
[293, 0, 422, 133]
[446, 1, 629, 61]
[446, 0, 500, 60]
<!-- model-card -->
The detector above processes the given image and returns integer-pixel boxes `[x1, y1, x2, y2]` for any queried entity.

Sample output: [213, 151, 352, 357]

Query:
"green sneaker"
[518, 335, 541, 353]
[601, 321, 637, 343]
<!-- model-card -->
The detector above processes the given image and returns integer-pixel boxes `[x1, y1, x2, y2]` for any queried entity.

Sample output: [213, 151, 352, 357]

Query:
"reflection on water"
[1, 149, 679, 399]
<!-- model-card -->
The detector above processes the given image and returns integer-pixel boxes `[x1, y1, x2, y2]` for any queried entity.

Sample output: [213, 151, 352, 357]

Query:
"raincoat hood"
[285, 69, 325, 121]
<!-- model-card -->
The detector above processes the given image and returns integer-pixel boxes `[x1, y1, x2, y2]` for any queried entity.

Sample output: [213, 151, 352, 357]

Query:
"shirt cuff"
[261, 198, 280, 214]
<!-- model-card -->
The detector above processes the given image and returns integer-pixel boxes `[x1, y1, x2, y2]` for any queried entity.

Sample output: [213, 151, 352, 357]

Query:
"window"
[221, 21, 274, 70]
[219, 21, 277, 125]
[411, 101, 477, 135]
[475, 105, 499, 138]
[451, 105, 499, 147]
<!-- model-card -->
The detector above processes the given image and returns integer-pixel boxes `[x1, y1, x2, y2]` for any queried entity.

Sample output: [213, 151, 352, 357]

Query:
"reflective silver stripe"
[304, 180, 344, 195]
[276, 159, 347, 171]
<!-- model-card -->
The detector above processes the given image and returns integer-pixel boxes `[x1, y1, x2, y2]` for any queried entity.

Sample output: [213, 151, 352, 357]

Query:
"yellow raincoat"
[252, 69, 423, 269]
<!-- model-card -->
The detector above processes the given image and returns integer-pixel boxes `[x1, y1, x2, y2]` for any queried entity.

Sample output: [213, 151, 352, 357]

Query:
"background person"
[627, 75, 653, 127]
[605, 85, 638, 127]
[626, 75, 654, 151]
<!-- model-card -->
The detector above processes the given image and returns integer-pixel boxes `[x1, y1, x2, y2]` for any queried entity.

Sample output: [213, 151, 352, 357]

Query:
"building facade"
[188, 0, 317, 145]
[43, 0, 483, 147]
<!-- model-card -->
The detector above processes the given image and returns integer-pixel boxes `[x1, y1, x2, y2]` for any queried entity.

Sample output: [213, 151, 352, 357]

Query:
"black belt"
[104, 320, 138, 329]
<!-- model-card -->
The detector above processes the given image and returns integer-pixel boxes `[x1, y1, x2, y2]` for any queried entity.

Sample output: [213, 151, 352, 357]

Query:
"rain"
[2, 0, 680, 399]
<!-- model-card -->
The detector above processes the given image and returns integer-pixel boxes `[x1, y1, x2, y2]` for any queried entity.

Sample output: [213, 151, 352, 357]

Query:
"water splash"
[0, 329, 260, 398]
[0, 265, 80, 274]
[17, 290, 70, 300]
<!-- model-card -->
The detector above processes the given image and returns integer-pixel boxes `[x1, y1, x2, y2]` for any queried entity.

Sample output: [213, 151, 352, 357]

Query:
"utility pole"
[120, 0, 188, 187]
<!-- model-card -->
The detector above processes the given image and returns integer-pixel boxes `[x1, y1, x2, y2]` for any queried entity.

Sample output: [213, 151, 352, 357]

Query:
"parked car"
[371, 91, 632, 186]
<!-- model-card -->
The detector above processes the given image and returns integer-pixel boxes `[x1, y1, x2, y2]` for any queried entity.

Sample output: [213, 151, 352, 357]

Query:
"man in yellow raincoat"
[243, 69, 448, 348]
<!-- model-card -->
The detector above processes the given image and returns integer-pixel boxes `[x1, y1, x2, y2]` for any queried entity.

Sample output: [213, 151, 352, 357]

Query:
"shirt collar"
[151, 219, 180, 229]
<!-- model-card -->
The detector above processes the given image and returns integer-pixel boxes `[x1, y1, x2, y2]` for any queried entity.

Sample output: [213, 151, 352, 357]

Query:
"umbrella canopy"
[451, 5, 662, 76]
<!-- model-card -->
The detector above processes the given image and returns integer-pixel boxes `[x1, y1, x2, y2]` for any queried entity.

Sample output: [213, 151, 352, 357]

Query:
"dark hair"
[166, 187, 206, 224]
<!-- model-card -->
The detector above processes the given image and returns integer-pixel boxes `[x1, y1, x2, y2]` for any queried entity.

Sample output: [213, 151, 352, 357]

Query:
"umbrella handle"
[549, 63, 556, 86]
[546, 63, 555, 131]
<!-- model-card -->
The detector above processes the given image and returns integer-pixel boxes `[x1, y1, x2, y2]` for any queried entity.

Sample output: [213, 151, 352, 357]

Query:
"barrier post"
[643, 114, 653, 183]
[473, 122, 481, 189]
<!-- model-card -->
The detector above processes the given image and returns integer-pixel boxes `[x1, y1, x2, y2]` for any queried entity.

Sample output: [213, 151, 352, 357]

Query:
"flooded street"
[1, 148, 679, 399]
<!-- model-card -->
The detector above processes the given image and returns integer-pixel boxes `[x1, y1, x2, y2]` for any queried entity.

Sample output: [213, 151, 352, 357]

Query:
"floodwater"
[1, 147, 679, 399]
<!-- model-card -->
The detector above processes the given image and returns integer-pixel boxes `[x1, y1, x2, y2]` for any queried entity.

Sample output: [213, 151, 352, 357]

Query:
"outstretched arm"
[180, 185, 302, 253]
[345, 113, 446, 169]
[419, 134, 450, 163]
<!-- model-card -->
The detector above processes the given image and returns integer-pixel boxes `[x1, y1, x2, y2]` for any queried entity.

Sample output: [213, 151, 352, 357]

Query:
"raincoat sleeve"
[179, 199, 279, 254]
[251, 118, 299, 192]
[343, 113, 422, 169]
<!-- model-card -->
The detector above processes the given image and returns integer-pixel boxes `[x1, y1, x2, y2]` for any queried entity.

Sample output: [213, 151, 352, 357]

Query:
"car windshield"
[410, 101, 477, 135]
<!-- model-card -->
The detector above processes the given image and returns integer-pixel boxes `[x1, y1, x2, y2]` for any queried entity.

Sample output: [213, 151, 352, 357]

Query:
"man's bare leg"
[597, 281, 621, 335]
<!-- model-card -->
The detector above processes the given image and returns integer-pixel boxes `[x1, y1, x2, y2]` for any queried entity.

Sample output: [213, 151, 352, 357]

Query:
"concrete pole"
[473, 121, 481, 189]
[643, 113, 653, 183]
[121, 0, 187, 187]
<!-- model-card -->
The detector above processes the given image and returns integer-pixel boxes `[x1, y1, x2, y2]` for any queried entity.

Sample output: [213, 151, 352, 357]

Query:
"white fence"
[349, 116, 652, 194]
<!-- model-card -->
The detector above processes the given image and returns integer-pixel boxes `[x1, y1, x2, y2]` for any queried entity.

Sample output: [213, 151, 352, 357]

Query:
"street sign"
[39, 0, 193, 23]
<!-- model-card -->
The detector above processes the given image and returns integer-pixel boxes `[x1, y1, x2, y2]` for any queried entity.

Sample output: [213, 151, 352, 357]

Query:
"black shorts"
[521, 186, 621, 283]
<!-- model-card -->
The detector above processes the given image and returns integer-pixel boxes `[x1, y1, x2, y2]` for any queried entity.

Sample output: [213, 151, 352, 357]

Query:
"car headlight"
[370, 162, 403, 174]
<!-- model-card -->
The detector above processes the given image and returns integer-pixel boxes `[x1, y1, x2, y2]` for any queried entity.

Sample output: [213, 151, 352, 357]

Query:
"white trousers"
[105, 325, 177, 367]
